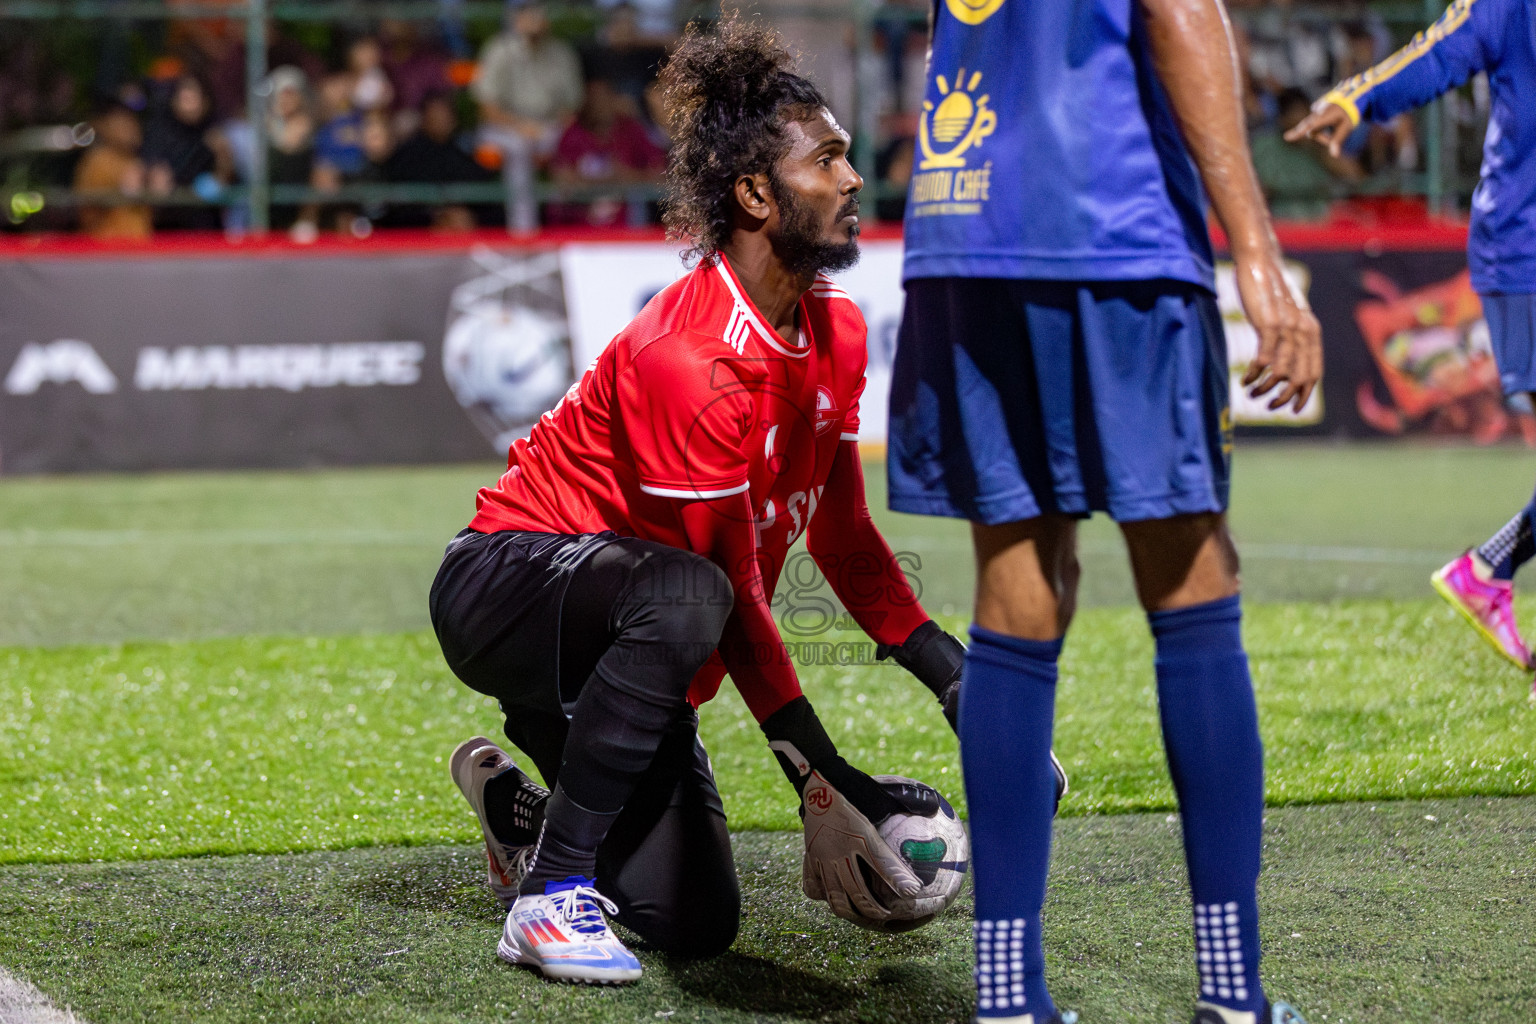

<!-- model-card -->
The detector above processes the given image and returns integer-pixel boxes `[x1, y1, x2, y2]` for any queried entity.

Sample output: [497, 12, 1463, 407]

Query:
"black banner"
[1237, 247, 1522, 441]
[0, 238, 1514, 475]
[0, 248, 576, 474]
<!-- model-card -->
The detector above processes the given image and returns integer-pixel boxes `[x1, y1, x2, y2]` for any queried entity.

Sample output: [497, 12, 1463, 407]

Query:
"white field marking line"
[0, 965, 86, 1024]
[1237, 542, 1445, 566]
[0, 529, 445, 548]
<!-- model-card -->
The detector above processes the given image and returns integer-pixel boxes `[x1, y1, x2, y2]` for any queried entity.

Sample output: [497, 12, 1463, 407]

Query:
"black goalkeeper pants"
[429, 529, 740, 957]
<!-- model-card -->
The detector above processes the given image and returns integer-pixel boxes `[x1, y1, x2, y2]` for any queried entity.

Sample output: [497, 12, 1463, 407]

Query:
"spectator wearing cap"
[471, 1, 583, 231]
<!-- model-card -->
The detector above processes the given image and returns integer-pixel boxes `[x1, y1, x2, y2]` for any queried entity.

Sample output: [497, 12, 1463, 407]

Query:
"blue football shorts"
[1481, 292, 1536, 396]
[887, 277, 1232, 525]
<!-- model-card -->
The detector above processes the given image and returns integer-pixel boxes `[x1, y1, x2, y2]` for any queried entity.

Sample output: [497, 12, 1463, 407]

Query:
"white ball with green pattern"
[853, 775, 970, 933]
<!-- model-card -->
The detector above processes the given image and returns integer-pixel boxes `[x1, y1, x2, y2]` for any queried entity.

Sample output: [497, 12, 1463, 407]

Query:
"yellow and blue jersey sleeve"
[1324, 0, 1509, 125]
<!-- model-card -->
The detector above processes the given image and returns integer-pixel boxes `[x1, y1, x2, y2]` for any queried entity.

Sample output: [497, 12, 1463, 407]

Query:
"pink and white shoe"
[1431, 552, 1532, 670]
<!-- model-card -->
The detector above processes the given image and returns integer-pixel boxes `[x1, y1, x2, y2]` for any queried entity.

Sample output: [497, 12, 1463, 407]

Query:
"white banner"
[559, 240, 906, 443]
[1215, 259, 1324, 426]
[557, 240, 1311, 442]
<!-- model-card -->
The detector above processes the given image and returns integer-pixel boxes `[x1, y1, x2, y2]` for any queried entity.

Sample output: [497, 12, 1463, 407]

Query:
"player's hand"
[798, 769, 944, 924]
[1234, 249, 1323, 414]
[1284, 99, 1355, 159]
[760, 696, 927, 920]
[876, 620, 965, 731]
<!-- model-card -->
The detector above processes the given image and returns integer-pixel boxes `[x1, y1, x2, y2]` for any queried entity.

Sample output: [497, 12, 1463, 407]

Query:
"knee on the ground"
[624, 889, 740, 958]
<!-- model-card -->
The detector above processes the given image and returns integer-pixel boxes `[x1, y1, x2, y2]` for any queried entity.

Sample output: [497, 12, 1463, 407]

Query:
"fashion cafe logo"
[911, 69, 997, 218]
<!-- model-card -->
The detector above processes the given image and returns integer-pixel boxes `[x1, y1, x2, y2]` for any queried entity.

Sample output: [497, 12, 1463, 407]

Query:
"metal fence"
[0, 0, 1485, 234]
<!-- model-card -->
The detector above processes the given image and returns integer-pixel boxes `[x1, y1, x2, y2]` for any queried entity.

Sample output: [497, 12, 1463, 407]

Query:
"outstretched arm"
[678, 491, 802, 722]
[1139, 0, 1322, 412]
[678, 489, 928, 920]
[1287, 0, 1503, 157]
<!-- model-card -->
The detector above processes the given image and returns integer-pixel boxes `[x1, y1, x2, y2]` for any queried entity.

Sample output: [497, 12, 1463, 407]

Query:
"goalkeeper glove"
[760, 696, 940, 923]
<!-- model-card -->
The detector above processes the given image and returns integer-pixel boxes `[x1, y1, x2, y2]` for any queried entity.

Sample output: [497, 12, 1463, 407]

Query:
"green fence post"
[851, 0, 875, 192]
[1423, 0, 1444, 215]
[246, 0, 270, 234]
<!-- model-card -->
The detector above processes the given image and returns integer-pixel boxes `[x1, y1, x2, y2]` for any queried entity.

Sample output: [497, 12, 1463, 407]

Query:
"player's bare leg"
[973, 516, 1081, 641]
[973, 517, 1075, 805]
[1120, 511, 1239, 612]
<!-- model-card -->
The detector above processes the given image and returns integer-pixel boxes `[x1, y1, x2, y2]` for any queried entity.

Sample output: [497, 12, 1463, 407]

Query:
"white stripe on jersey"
[723, 303, 751, 354]
[713, 261, 811, 358]
[812, 275, 850, 300]
[639, 480, 752, 499]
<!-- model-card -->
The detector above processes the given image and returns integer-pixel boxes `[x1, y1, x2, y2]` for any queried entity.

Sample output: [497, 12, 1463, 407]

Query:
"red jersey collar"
[711, 254, 813, 358]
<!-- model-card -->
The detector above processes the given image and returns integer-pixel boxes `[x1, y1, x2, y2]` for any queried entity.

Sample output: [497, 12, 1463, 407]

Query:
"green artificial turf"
[3, 797, 1531, 1024]
[3, 443, 1536, 648]
[3, 598, 1533, 864]
[3, 446, 1536, 1022]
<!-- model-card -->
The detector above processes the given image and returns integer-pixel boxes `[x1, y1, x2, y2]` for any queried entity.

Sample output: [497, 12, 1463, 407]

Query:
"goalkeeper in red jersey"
[430, 19, 1052, 984]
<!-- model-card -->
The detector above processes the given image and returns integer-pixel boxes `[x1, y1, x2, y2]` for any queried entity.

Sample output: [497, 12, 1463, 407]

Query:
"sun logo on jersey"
[944, 0, 1006, 25]
[918, 70, 996, 170]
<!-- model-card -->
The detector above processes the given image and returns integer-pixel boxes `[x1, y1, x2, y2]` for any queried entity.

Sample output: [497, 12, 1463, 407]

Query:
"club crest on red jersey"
[814, 386, 839, 436]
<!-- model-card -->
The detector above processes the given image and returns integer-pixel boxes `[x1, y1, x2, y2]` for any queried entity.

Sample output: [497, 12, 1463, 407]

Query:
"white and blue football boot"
[450, 736, 548, 909]
[497, 876, 642, 984]
[970, 1011, 1078, 1024]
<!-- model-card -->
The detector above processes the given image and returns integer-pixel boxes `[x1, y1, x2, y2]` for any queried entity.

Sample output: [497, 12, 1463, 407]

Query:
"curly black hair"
[658, 16, 829, 264]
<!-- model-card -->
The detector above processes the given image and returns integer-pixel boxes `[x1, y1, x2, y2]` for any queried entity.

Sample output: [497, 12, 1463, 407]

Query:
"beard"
[770, 174, 861, 279]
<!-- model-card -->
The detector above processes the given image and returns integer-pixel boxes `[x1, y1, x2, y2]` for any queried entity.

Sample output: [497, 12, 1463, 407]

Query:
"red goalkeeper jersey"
[469, 253, 927, 717]
[472, 255, 864, 561]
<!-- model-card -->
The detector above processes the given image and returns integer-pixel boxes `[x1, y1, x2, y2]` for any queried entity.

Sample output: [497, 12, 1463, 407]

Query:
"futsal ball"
[856, 775, 969, 932]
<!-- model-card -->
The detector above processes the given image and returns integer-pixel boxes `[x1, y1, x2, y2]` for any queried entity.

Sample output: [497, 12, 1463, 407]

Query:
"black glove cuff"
[761, 696, 902, 823]
[882, 619, 965, 701]
[761, 695, 838, 791]
[874, 620, 943, 663]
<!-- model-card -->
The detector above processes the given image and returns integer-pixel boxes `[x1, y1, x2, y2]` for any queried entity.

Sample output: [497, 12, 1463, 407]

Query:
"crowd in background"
[0, 0, 1495, 239]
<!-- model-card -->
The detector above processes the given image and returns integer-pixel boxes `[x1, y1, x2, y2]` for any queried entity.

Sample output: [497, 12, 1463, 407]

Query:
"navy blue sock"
[960, 625, 1061, 1021]
[1150, 595, 1265, 1015]
[1476, 485, 1536, 581]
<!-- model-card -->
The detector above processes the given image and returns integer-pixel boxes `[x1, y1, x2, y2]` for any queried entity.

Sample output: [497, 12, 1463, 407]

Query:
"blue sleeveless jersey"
[901, 0, 1215, 290]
